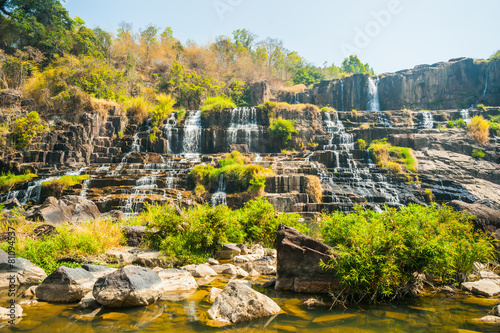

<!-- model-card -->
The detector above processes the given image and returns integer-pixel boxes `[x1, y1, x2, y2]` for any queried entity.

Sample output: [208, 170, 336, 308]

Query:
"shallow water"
[2, 276, 499, 333]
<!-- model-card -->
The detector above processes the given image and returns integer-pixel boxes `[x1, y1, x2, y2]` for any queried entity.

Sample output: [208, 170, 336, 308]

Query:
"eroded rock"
[0, 249, 47, 288]
[461, 279, 500, 297]
[36, 266, 95, 303]
[157, 269, 198, 293]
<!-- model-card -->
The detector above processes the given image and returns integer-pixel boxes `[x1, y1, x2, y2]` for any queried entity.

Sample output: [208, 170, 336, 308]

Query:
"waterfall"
[162, 113, 178, 154]
[293, 94, 299, 104]
[80, 178, 91, 199]
[254, 154, 263, 162]
[182, 110, 202, 158]
[483, 68, 489, 97]
[227, 107, 261, 152]
[340, 80, 345, 111]
[211, 174, 227, 206]
[323, 112, 354, 151]
[459, 109, 471, 124]
[416, 112, 434, 129]
[109, 131, 141, 176]
[124, 174, 158, 215]
[367, 77, 381, 112]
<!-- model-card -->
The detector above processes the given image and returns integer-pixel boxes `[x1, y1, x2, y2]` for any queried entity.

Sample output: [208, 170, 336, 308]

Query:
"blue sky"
[64, 0, 500, 74]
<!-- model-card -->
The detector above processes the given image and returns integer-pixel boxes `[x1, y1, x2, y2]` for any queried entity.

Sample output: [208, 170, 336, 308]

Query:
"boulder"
[262, 278, 276, 289]
[246, 256, 277, 275]
[182, 264, 218, 278]
[0, 304, 22, 321]
[207, 287, 222, 303]
[211, 264, 238, 276]
[28, 195, 101, 224]
[206, 258, 219, 265]
[275, 224, 340, 293]
[461, 279, 500, 297]
[93, 266, 163, 308]
[33, 224, 58, 238]
[236, 268, 249, 278]
[0, 249, 47, 288]
[77, 291, 101, 310]
[216, 244, 241, 260]
[82, 264, 117, 279]
[132, 250, 170, 267]
[122, 225, 146, 247]
[207, 281, 281, 325]
[157, 269, 198, 293]
[3, 198, 22, 210]
[473, 315, 500, 324]
[101, 209, 125, 221]
[36, 266, 95, 303]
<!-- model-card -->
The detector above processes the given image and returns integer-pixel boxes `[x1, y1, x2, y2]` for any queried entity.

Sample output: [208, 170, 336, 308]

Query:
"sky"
[64, 0, 500, 74]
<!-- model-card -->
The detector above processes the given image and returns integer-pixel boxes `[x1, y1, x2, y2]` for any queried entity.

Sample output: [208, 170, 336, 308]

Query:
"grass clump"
[201, 96, 236, 114]
[141, 198, 308, 264]
[42, 175, 90, 199]
[355, 139, 367, 150]
[269, 117, 298, 148]
[258, 101, 320, 113]
[368, 138, 418, 180]
[0, 220, 124, 273]
[305, 175, 323, 203]
[320, 204, 495, 304]
[456, 118, 466, 128]
[471, 148, 485, 159]
[467, 115, 490, 144]
[0, 171, 37, 193]
[188, 151, 274, 194]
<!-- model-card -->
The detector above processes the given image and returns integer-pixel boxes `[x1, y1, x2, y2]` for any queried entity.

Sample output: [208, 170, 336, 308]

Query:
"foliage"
[292, 66, 325, 86]
[268, 117, 298, 148]
[228, 80, 251, 107]
[41, 174, 89, 198]
[355, 139, 367, 150]
[124, 96, 152, 123]
[466, 115, 490, 145]
[305, 175, 323, 203]
[456, 118, 466, 128]
[368, 138, 418, 180]
[491, 50, 500, 60]
[0, 171, 36, 193]
[150, 93, 176, 127]
[201, 95, 236, 114]
[477, 104, 485, 111]
[11, 111, 47, 148]
[0, 220, 124, 273]
[446, 120, 455, 128]
[471, 148, 485, 159]
[341, 55, 374, 74]
[320, 204, 494, 303]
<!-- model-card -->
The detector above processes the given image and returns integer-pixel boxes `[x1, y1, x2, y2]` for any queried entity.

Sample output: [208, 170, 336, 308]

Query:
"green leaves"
[11, 111, 46, 148]
[268, 117, 298, 148]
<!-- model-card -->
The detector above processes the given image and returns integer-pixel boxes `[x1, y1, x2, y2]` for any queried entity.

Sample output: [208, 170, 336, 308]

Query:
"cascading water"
[211, 174, 227, 206]
[483, 68, 489, 97]
[416, 112, 434, 129]
[182, 110, 202, 158]
[340, 80, 345, 111]
[109, 131, 141, 176]
[163, 113, 178, 154]
[323, 112, 354, 151]
[124, 174, 158, 215]
[227, 107, 261, 152]
[367, 77, 392, 128]
[459, 109, 471, 124]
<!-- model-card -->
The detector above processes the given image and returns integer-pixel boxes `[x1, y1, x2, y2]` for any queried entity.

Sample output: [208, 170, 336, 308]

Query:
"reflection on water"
[2, 276, 499, 333]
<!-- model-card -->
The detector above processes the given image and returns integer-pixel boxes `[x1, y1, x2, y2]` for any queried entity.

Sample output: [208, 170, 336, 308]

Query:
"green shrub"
[355, 139, 367, 150]
[41, 174, 89, 199]
[124, 96, 152, 123]
[150, 94, 176, 127]
[201, 96, 236, 114]
[456, 118, 466, 128]
[368, 138, 418, 180]
[446, 120, 455, 128]
[0, 171, 37, 193]
[11, 111, 47, 149]
[477, 104, 485, 111]
[471, 148, 485, 159]
[269, 117, 298, 148]
[320, 204, 494, 303]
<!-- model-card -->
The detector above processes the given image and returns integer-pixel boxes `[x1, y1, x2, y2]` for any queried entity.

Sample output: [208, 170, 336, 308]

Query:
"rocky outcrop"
[36, 266, 95, 303]
[122, 225, 147, 247]
[26, 195, 101, 224]
[157, 269, 198, 293]
[92, 266, 163, 308]
[295, 58, 500, 111]
[207, 280, 281, 326]
[275, 224, 340, 293]
[0, 249, 47, 288]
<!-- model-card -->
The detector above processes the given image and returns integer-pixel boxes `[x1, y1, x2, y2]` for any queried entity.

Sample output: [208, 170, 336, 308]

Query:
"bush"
[41, 175, 89, 199]
[368, 138, 418, 179]
[320, 204, 494, 303]
[150, 94, 176, 127]
[305, 175, 323, 203]
[11, 111, 47, 149]
[477, 104, 485, 111]
[456, 118, 466, 128]
[269, 117, 298, 148]
[471, 148, 485, 159]
[355, 139, 367, 150]
[0, 171, 37, 193]
[201, 96, 236, 114]
[467, 115, 490, 144]
[124, 96, 152, 123]
[446, 120, 455, 128]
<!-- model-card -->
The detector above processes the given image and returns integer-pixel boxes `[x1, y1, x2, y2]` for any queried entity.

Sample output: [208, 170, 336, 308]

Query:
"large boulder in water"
[36, 266, 95, 303]
[27, 195, 101, 224]
[92, 266, 163, 308]
[207, 280, 281, 325]
[0, 249, 47, 288]
[275, 224, 340, 293]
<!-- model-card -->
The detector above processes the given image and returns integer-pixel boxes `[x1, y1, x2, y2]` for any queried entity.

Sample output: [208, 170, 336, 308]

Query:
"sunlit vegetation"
[466, 115, 490, 144]
[268, 117, 298, 148]
[201, 96, 236, 114]
[320, 204, 494, 304]
[0, 171, 37, 193]
[368, 138, 418, 180]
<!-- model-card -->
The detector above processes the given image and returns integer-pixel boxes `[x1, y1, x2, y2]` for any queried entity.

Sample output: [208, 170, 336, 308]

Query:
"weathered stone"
[122, 225, 146, 247]
[191, 264, 218, 278]
[82, 264, 117, 279]
[472, 315, 500, 324]
[216, 244, 241, 260]
[3, 198, 22, 210]
[207, 287, 222, 303]
[304, 298, 327, 308]
[0, 304, 22, 321]
[28, 195, 101, 224]
[461, 279, 500, 297]
[36, 266, 95, 303]
[207, 280, 281, 325]
[262, 278, 276, 289]
[93, 266, 163, 308]
[275, 224, 339, 293]
[236, 268, 249, 278]
[33, 224, 58, 238]
[0, 249, 47, 288]
[248, 269, 260, 277]
[246, 256, 277, 275]
[206, 258, 219, 265]
[77, 291, 101, 310]
[132, 251, 169, 268]
[157, 269, 198, 293]
[211, 264, 238, 276]
[233, 254, 262, 263]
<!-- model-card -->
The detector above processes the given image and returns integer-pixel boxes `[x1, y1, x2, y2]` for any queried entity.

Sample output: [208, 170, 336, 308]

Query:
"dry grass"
[277, 84, 307, 94]
[467, 115, 490, 145]
[90, 98, 120, 119]
[124, 96, 152, 123]
[305, 175, 323, 203]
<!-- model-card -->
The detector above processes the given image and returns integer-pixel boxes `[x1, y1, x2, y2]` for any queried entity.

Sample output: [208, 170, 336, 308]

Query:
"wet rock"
[262, 278, 276, 289]
[0, 249, 47, 288]
[233, 254, 263, 263]
[36, 267, 95, 303]
[472, 315, 500, 324]
[82, 264, 117, 279]
[216, 244, 241, 260]
[157, 269, 198, 293]
[248, 269, 260, 277]
[440, 285, 456, 294]
[93, 266, 163, 308]
[275, 224, 339, 293]
[23, 286, 37, 298]
[461, 279, 500, 297]
[236, 268, 249, 278]
[0, 304, 22, 321]
[77, 291, 101, 310]
[27, 195, 101, 224]
[207, 280, 281, 325]
[304, 298, 327, 308]
[121, 225, 146, 247]
[207, 287, 222, 303]
[3, 198, 22, 210]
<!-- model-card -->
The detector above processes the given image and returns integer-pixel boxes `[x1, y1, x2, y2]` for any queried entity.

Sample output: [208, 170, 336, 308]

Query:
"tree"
[232, 29, 257, 51]
[284, 51, 304, 81]
[269, 117, 298, 148]
[11, 111, 47, 149]
[293, 66, 325, 86]
[93, 27, 112, 62]
[341, 55, 374, 74]
[140, 25, 158, 64]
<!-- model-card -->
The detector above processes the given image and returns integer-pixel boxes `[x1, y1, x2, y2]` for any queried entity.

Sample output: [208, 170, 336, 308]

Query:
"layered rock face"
[295, 58, 500, 111]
